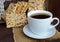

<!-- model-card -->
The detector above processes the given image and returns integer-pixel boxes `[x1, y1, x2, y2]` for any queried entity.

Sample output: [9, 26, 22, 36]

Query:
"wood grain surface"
[0, 23, 14, 42]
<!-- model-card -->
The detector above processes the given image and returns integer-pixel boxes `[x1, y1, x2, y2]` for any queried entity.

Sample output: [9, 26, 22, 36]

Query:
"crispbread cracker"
[15, 1, 29, 14]
[28, 0, 45, 11]
[6, 13, 16, 28]
[2, 2, 28, 28]
[15, 13, 27, 27]
[15, 2, 28, 27]
[2, 3, 16, 21]
[2, 3, 17, 28]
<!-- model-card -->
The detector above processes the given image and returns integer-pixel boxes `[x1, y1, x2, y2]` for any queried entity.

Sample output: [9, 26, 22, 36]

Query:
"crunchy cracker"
[2, 1, 28, 28]
[28, 0, 45, 11]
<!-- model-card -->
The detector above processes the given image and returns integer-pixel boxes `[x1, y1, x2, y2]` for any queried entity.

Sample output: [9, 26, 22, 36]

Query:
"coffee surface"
[31, 14, 50, 19]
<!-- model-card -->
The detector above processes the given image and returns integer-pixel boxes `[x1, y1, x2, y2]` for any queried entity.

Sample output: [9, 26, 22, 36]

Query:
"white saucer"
[23, 25, 56, 39]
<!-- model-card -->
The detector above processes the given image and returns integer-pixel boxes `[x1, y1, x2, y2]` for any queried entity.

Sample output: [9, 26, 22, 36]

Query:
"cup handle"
[50, 17, 59, 28]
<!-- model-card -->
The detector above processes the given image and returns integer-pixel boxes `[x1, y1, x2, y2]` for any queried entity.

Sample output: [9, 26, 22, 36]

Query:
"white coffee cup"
[27, 10, 59, 35]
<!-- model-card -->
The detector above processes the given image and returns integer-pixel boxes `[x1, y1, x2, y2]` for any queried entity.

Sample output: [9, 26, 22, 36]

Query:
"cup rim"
[27, 10, 53, 20]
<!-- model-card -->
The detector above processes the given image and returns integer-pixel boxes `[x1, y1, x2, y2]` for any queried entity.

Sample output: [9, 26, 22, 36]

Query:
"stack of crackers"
[2, 0, 45, 28]
[2, 1, 29, 28]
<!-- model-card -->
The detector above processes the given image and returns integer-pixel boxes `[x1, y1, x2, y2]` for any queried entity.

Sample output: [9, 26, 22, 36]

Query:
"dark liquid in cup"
[31, 13, 50, 19]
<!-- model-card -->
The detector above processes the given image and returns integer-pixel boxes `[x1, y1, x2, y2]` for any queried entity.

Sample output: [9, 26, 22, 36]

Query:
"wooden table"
[0, 24, 14, 42]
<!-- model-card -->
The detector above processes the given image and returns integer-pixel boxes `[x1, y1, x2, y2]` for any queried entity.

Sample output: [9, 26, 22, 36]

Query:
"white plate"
[23, 25, 56, 39]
